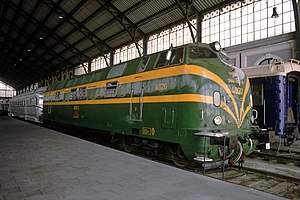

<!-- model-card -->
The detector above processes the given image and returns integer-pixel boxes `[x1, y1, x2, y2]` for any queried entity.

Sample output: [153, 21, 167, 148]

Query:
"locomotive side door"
[286, 74, 299, 124]
[130, 77, 143, 121]
[250, 78, 265, 128]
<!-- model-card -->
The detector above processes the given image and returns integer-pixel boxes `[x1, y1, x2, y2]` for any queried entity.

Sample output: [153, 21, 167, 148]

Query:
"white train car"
[9, 87, 47, 123]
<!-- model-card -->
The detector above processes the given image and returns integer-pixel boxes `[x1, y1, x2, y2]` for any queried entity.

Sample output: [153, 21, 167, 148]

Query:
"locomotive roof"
[46, 42, 225, 92]
[242, 59, 300, 79]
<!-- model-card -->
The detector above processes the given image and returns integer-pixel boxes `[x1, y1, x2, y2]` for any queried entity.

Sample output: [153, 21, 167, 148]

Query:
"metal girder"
[96, 0, 146, 57]
[44, 0, 112, 67]
[0, 1, 10, 50]
[2, 0, 43, 66]
[58, 2, 183, 64]
[0, 27, 34, 79]
[175, 0, 197, 43]
[106, 2, 179, 49]
[0, 70, 25, 89]
[292, 0, 300, 60]
[1, 18, 57, 74]
[33, 0, 90, 63]
[0, 0, 24, 63]
[46, 0, 151, 65]
[0, 76, 18, 89]
[4, 1, 78, 76]
[34, 1, 108, 69]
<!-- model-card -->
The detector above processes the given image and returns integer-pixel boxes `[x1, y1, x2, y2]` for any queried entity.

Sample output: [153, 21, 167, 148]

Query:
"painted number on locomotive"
[231, 86, 243, 95]
[73, 106, 80, 110]
[156, 83, 168, 91]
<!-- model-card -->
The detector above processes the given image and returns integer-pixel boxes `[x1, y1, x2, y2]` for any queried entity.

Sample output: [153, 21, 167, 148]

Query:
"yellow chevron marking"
[44, 64, 252, 128]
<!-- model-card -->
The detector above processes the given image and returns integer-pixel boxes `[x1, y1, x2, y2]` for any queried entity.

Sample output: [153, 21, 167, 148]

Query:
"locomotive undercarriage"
[193, 133, 254, 167]
[112, 132, 253, 169]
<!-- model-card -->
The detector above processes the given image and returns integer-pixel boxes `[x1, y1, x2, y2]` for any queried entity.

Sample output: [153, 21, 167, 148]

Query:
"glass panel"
[107, 63, 127, 79]
[106, 81, 118, 98]
[189, 46, 217, 59]
[213, 91, 221, 107]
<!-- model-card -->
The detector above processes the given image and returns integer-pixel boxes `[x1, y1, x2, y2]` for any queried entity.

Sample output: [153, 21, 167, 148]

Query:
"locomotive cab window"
[155, 47, 184, 69]
[189, 46, 217, 59]
[213, 91, 221, 107]
[169, 47, 184, 65]
[106, 81, 118, 98]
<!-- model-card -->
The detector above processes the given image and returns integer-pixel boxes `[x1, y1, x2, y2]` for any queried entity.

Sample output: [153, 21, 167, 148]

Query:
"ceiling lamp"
[271, 7, 279, 18]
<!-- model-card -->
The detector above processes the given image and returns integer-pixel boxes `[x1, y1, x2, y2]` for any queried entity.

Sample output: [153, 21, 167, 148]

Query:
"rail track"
[205, 166, 300, 199]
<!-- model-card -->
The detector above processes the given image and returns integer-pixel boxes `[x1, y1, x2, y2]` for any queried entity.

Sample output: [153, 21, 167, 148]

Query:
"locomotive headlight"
[209, 42, 221, 52]
[213, 115, 222, 125]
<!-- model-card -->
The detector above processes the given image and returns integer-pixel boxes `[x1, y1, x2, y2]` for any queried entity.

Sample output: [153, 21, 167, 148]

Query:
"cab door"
[130, 78, 143, 121]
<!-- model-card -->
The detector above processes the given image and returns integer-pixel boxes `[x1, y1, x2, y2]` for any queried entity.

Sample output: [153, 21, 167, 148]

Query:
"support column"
[88, 60, 91, 73]
[197, 13, 203, 43]
[143, 36, 148, 56]
[110, 50, 114, 66]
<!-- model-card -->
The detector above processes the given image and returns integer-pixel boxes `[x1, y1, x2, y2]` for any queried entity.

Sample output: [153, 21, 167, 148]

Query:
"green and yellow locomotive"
[43, 42, 255, 165]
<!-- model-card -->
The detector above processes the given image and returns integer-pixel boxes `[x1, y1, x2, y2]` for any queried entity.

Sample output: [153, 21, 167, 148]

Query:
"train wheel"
[168, 145, 187, 168]
[119, 137, 132, 153]
[284, 134, 295, 146]
[229, 141, 243, 164]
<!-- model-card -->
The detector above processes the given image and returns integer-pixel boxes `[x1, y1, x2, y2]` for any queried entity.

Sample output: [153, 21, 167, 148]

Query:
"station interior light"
[271, 7, 279, 18]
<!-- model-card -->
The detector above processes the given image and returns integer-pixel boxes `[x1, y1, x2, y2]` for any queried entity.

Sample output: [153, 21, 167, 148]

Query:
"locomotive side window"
[189, 46, 217, 59]
[137, 56, 149, 73]
[169, 47, 184, 65]
[70, 89, 77, 101]
[155, 51, 168, 68]
[55, 92, 60, 101]
[78, 87, 87, 100]
[213, 91, 221, 107]
[106, 81, 118, 98]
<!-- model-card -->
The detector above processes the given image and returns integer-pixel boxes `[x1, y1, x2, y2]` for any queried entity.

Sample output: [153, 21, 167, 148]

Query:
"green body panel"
[43, 43, 254, 161]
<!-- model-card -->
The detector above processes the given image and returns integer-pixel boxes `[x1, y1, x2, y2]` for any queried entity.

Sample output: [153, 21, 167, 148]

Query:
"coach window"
[70, 89, 77, 101]
[105, 81, 118, 98]
[252, 83, 263, 106]
[213, 91, 221, 107]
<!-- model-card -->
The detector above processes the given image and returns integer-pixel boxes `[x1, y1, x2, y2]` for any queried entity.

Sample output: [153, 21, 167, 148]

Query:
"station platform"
[0, 116, 285, 200]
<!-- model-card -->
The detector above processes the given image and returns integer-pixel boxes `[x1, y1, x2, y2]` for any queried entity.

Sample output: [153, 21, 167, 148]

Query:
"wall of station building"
[227, 32, 296, 68]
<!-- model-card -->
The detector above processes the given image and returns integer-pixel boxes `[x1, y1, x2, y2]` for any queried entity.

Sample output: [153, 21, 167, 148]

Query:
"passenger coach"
[9, 87, 47, 123]
[243, 59, 300, 146]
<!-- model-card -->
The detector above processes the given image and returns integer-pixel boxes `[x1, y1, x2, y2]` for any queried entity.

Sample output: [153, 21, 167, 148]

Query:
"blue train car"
[243, 59, 300, 146]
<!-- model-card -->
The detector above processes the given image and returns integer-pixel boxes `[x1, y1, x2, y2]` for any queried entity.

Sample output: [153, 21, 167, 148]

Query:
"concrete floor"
[0, 116, 286, 200]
